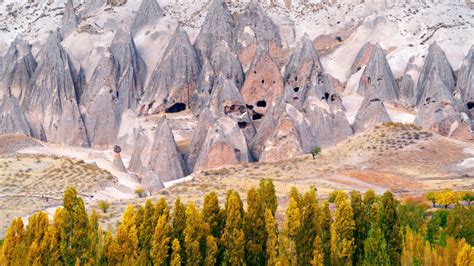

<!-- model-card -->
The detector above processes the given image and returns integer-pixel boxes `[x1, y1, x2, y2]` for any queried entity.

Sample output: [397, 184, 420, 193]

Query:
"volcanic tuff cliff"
[0, 0, 473, 190]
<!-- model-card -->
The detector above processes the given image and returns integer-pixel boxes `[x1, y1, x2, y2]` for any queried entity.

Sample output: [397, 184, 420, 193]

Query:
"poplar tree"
[258, 178, 278, 216]
[152, 214, 171, 265]
[330, 193, 355, 266]
[379, 191, 402, 266]
[244, 188, 266, 265]
[204, 235, 218, 266]
[171, 239, 182, 266]
[265, 209, 279, 266]
[116, 205, 139, 264]
[60, 187, 91, 265]
[203, 192, 224, 238]
[88, 210, 100, 265]
[362, 223, 390, 266]
[138, 199, 156, 263]
[285, 197, 301, 265]
[320, 201, 332, 265]
[311, 236, 324, 266]
[184, 202, 209, 266]
[155, 198, 170, 222]
[25, 211, 49, 265]
[221, 190, 245, 265]
[351, 190, 366, 265]
[298, 187, 320, 265]
[1, 218, 26, 265]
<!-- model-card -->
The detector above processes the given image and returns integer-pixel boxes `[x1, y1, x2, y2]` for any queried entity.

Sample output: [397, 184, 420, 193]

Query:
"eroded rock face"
[129, 117, 186, 187]
[59, 0, 79, 39]
[22, 32, 89, 147]
[399, 74, 415, 106]
[193, 116, 251, 171]
[0, 37, 36, 104]
[80, 52, 121, 149]
[353, 97, 392, 133]
[109, 29, 146, 111]
[457, 46, 474, 111]
[186, 109, 216, 170]
[0, 93, 31, 136]
[140, 26, 199, 115]
[350, 42, 375, 75]
[357, 44, 399, 100]
[193, 0, 234, 63]
[416, 42, 455, 106]
[130, 0, 163, 35]
[240, 52, 284, 121]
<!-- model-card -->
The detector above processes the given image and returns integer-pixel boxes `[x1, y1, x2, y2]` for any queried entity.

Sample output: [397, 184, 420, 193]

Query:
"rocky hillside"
[0, 0, 473, 192]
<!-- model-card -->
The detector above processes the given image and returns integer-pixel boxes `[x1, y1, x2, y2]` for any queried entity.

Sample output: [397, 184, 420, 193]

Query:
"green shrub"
[98, 200, 111, 213]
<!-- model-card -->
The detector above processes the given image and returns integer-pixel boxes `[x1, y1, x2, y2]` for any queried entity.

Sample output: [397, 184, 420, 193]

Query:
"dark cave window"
[252, 112, 263, 120]
[367, 77, 371, 84]
[165, 103, 186, 113]
[369, 98, 381, 103]
[238, 121, 248, 129]
[256, 100, 267, 107]
[246, 104, 254, 110]
[467, 102, 474, 110]
[293, 87, 300, 92]
[261, 80, 265, 84]
[295, 76, 298, 81]
[324, 92, 329, 100]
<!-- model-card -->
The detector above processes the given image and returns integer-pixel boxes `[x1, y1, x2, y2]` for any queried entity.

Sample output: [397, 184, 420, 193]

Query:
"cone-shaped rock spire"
[129, 117, 186, 187]
[416, 42, 455, 106]
[353, 97, 392, 133]
[22, 32, 89, 146]
[0, 36, 37, 104]
[457, 46, 474, 110]
[59, 0, 79, 38]
[194, 0, 234, 63]
[140, 26, 199, 115]
[350, 42, 375, 75]
[0, 93, 31, 136]
[130, 0, 163, 35]
[357, 44, 399, 100]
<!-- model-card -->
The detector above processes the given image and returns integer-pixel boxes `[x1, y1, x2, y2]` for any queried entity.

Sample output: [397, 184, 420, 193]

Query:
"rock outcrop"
[22, 32, 89, 146]
[353, 97, 392, 133]
[59, 0, 79, 39]
[0, 37, 37, 104]
[0, 93, 31, 136]
[193, 0, 234, 63]
[109, 29, 146, 111]
[140, 26, 199, 115]
[80, 51, 121, 149]
[416, 42, 456, 106]
[457, 46, 474, 111]
[129, 117, 186, 188]
[130, 0, 163, 35]
[350, 42, 375, 75]
[357, 44, 399, 100]
[112, 145, 127, 172]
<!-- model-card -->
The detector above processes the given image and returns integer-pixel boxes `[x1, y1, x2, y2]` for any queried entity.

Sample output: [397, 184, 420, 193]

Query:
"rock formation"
[353, 97, 392, 133]
[193, 0, 234, 63]
[112, 145, 127, 172]
[59, 0, 79, 39]
[80, 51, 121, 149]
[416, 42, 456, 106]
[130, 0, 163, 35]
[186, 109, 216, 170]
[240, 52, 284, 121]
[140, 26, 199, 115]
[193, 116, 251, 171]
[82, 0, 106, 16]
[0, 37, 37, 104]
[109, 29, 146, 111]
[357, 44, 399, 100]
[350, 42, 375, 75]
[0, 93, 31, 136]
[22, 32, 89, 147]
[457, 46, 474, 112]
[129, 117, 186, 187]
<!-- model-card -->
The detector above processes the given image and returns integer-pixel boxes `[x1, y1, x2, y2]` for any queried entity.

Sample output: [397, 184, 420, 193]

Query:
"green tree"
[171, 238, 181, 266]
[152, 214, 171, 265]
[362, 223, 390, 266]
[138, 199, 156, 263]
[297, 187, 320, 265]
[244, 188, 266, 265]
[184, 202, 209, 266]
[60, 187, 91, 265]
[258, 178, 278, 216]
[98, 200, 111, 213]
[172, 197, 187, 263]
[265, 209, 279, 266]
[320, 201, 332, 266]
[285, 197, 301, 265]
[88, 210, 100, 265]
[204, 235, 218, 266]
[330, 193, 355, 266]
[351, 190, 366, 265]
[398, 200, 427, 233]
[311, 236, 324, 266]
[379, 191, 402, 266]
[424, 191, 437, 208]
[155, 198, 170, 223]
[221, 190, 245, 265]
[446, 204, 474, 245]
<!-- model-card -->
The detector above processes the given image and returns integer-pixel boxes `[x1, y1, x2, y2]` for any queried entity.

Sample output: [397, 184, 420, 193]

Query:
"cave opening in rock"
[165, 103, 186, 113]
[467, 102, 474, 110]
[295, 76, 298, 81]
[367, 77, 371, 84]
[293, 87, 300, 92]
[324, 92, 329, 100]
[256, 100, 267, 108]
[261, 80, 265, 84]
[252, 112, 263, 120]
[246, 104, 254, 110]
[238, 121, 248, 129]
[369, 98, 381, 103]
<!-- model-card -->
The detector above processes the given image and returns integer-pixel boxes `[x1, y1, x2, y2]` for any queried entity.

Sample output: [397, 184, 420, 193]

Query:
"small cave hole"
[425, 97, 431, 104]
[467, 102, 474, 110]
[261, 80, 265, 84]
[238, 121, 248, 129]
[165, 103, 186, 113]
[367, 77, 371, 84]
[295, 76, 298, 81]
[324, 92, 329, 100]
[252, 112, 263, 120]
[293, 87, 300, 92]
[331, 95, 337, 102]
[293, 97, 299, 100]
[369, 98, 381, 103]
[256, 100, 267, 107]
[246, 104, 254, 110]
